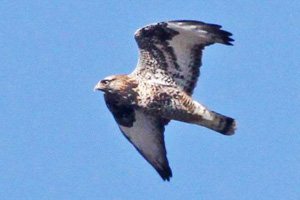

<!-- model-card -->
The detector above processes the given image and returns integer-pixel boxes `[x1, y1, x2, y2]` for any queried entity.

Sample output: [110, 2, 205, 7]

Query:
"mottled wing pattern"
[104, 94, 172, 181]
[133, 20, 234, 95]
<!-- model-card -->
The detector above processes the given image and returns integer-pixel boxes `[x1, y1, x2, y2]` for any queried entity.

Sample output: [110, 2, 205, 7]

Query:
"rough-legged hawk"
[94, 20, 236, 181]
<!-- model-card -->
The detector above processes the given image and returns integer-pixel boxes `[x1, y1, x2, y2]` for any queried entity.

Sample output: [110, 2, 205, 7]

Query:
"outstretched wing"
[104, 94, 172, 181]
[132, 20, 234, 95]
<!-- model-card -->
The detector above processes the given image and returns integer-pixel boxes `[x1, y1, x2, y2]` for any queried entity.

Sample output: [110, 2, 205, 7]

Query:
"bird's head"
[94, 75, 135, 94]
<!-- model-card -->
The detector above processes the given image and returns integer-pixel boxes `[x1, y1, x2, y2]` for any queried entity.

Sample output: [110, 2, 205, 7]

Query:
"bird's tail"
[199, 111, 237, 135]
[192, 102, 237, 135]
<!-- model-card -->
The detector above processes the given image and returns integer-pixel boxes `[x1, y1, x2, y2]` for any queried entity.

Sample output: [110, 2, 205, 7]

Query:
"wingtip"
[157, 166, 173, 182]
[225, 41, 234, 46]
[167, 20, 234, 46]
[161, 176, 172, 182]
[215, 29, 234, 46]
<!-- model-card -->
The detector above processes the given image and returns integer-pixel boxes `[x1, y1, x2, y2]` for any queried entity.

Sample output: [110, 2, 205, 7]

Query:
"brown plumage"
[94, 20, 237, 181]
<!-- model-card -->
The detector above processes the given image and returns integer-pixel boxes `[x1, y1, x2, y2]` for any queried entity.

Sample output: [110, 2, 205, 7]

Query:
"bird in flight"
[94, 20, 236, 181]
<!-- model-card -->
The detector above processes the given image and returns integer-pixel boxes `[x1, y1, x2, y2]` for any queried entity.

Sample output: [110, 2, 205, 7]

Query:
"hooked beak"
[94, 81, 105, 91]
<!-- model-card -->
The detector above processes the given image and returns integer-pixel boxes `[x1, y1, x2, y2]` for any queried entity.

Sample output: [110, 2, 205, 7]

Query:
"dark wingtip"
[219, 30, 234, 46]
[157, 166, 173, 181]
[206, 24, 234, 46]
[169, 20, 234, 46]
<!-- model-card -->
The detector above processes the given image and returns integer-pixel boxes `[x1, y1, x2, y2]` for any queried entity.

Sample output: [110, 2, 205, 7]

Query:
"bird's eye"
[101, 80, 109, 85]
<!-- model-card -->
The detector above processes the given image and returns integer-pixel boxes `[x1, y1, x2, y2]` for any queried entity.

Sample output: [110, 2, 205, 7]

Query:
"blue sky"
[1, 1, 299, 199]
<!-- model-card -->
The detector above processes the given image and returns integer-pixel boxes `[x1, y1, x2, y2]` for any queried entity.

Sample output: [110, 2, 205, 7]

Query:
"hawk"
[94, 20, 236, 181]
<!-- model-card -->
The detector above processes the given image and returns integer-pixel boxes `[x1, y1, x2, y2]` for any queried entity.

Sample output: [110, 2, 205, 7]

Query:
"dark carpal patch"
[104, 94, 135, 127]
[135, 22, 179, 71]
[135, 22, 179, 44]
[135, 22, 182, 87]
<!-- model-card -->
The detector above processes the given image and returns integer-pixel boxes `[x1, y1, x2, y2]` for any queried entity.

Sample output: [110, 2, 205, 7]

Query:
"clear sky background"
[1, 1, 299, 200]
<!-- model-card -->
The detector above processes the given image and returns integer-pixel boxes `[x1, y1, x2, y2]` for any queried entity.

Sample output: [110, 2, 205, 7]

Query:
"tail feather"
[210, 111, 237, 135]
[196, 110, 237, 135]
